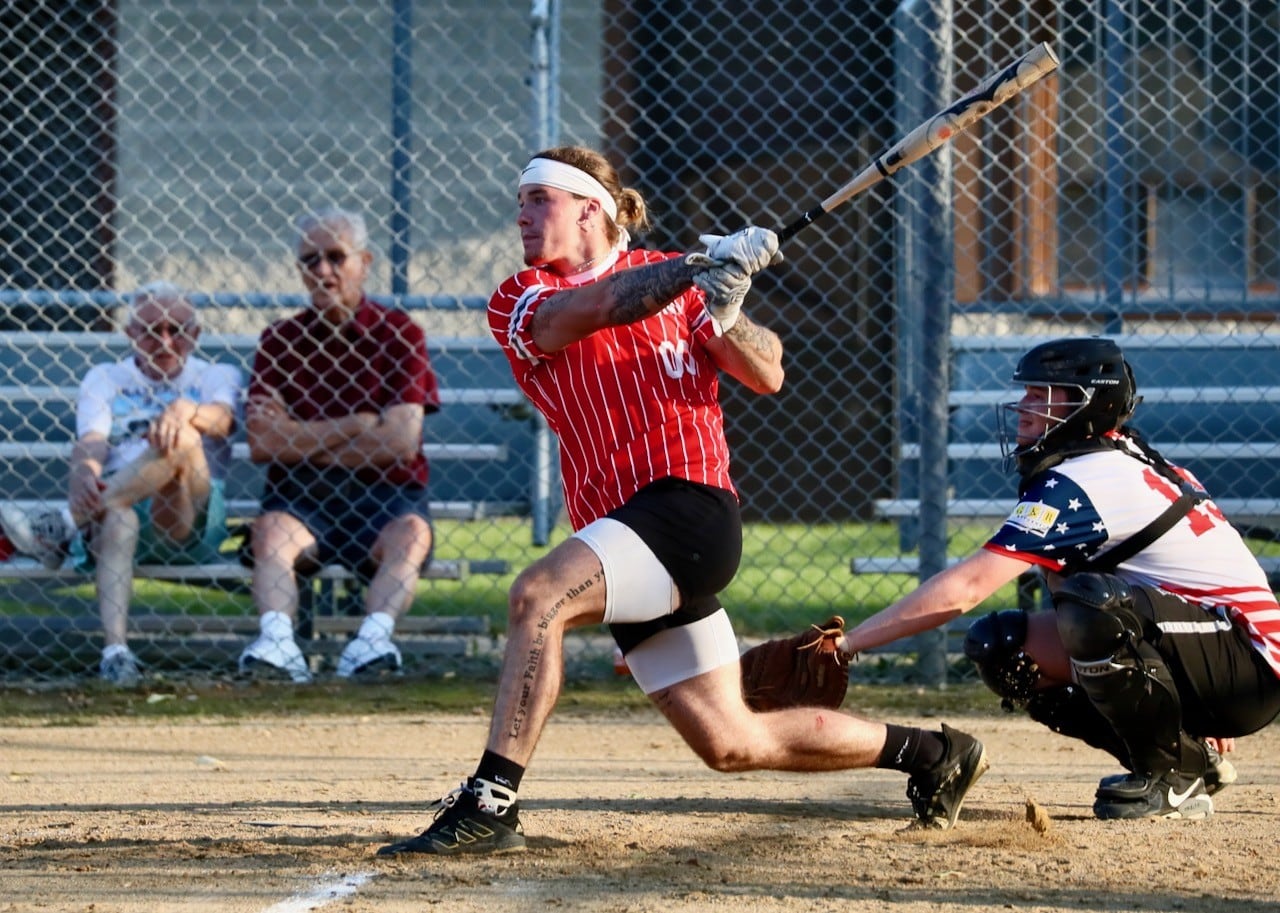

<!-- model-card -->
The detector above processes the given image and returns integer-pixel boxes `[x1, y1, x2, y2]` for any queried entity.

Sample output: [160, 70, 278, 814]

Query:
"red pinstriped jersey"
[488, 248, 734, 530]
[984, 436, 1280, 678]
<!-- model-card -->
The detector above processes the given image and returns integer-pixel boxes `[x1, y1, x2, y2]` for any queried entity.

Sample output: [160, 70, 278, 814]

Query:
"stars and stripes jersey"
[487, 247, 732, 530]
[983, 435, 1280, 677]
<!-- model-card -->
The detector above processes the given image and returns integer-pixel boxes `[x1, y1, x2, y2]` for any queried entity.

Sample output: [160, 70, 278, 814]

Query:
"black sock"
[475, 750, 525, 794]
[876, 725, 946, 773]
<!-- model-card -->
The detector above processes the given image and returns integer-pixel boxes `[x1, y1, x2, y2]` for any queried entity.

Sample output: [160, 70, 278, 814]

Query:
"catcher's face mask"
[998, 383, 1087, 471]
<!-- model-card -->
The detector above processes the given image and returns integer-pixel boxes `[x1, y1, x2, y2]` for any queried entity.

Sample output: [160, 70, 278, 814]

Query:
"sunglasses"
[134, 322, 196, 339]
[298, 249, 355, 271]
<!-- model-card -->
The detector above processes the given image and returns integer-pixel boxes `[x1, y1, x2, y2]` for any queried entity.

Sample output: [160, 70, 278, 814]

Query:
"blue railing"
[0, 290, 490, 311]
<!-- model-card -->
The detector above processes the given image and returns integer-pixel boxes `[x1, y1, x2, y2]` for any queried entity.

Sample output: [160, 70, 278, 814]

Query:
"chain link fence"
[1, 0, 1276, 685]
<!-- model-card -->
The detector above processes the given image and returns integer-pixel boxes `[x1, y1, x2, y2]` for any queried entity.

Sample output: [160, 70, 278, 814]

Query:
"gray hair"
[127, 281, 197, 328]
[295, 207, 369, 253]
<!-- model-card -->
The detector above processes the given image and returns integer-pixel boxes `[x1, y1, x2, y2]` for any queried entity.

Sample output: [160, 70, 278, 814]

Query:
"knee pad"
[963, 609, 1040, 709]
[1053, 576, 1191, 775]
[1053, 573, 1143, 661]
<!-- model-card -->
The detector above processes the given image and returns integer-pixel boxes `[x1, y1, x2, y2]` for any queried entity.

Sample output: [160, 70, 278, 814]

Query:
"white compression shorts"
[573, 516, 740, 693]
[622, 609, 739, 694]
[573, 517, 678, 624]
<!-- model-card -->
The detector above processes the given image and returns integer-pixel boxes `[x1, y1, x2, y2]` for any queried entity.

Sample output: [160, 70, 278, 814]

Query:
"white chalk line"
[259, 870, 376, 913]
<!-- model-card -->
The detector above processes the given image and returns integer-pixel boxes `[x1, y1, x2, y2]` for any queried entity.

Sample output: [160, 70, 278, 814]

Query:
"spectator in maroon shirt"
[237, 207, 440, 683]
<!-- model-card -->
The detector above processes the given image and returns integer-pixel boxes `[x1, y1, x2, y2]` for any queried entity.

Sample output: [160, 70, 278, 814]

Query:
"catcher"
[377, 146, 988, 859]
[840, 337, 1280, 821]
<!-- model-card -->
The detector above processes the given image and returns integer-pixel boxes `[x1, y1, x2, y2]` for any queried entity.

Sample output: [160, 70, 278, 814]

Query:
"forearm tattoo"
[724, 315, 781, 361]
[605, 256, 698, 325]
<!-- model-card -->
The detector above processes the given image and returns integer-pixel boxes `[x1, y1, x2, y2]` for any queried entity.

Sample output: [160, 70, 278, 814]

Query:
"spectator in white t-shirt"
[0, 282, 241, 685]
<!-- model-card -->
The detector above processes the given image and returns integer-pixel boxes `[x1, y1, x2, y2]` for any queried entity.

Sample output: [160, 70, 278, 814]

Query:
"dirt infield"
[2, 707, 1278, 912]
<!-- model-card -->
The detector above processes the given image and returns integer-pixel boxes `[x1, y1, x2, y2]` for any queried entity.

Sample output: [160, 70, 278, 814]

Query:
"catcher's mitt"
[739, 615, 854, 711]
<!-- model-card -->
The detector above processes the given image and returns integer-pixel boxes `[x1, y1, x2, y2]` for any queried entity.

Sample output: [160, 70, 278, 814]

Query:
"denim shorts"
[261, 468, 434, 573]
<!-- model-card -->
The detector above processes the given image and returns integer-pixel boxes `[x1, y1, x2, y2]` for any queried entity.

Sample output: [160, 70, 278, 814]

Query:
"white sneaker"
[0, 503, 72, 569]
[337, 635, 402, 679]
[100, 647, 142, 687]
[239, 633, 312, 683]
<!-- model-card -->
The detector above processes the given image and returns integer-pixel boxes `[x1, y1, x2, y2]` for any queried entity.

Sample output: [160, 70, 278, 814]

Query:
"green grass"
[0, 518, 946, 629]
[5, 515, 1275, 637]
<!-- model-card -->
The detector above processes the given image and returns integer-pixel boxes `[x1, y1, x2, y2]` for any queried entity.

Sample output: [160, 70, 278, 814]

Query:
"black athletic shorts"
[604, 476, 742, 655]
[1129, 583, 1280, 738]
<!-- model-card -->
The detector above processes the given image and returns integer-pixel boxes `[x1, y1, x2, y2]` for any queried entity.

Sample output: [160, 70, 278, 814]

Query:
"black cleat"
[1097, 740, 1236, 800]
[1093, 769, 1213, 820]
[906, 723, 990, 829]
[377, 780, 526, 857]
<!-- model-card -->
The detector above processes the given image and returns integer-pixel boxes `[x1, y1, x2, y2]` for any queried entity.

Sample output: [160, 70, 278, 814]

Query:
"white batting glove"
[697, 227, 782, 276]
[692, 262, 750, 334]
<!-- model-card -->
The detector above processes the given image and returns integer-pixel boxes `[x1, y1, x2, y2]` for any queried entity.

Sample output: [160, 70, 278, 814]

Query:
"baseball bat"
[777, 42, 1060, 243]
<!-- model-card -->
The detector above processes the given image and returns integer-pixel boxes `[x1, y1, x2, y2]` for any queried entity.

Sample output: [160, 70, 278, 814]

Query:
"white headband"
[519, 157, 618, 222]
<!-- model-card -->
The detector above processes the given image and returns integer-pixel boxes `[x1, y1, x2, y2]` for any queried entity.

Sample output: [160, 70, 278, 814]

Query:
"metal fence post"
[896, 0, 954, 686]
[529, 0, 558, 149]
[390, 0, 414, 297]
[1101, 0, 1134, 334]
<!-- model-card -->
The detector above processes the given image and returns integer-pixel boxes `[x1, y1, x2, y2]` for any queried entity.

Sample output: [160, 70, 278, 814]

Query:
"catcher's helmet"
[999, 337, 1139, 473]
